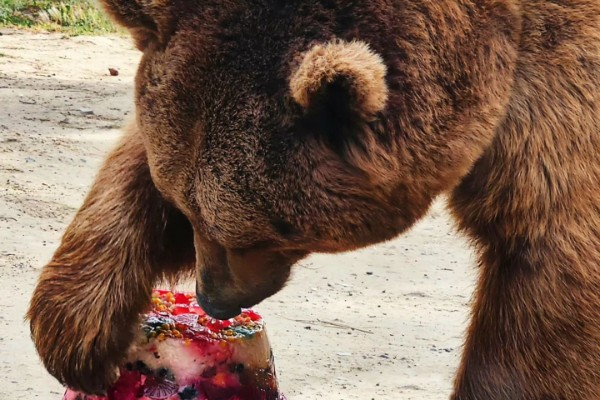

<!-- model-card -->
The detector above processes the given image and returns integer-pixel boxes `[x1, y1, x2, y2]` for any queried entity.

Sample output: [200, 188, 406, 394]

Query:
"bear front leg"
[27, 123, 195, 395]
[449, 199, 600, 399]
[449, 241, 600, 400]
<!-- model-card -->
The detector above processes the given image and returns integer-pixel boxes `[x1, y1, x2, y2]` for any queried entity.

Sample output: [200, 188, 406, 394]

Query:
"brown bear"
[27, 1, 600, 399]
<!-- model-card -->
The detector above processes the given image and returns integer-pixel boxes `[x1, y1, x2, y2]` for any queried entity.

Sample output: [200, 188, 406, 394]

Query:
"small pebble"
[78, 108, 94, 115]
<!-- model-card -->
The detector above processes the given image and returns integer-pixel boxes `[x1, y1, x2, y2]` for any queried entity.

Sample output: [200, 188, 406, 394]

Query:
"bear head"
[100, 0, 520, 318]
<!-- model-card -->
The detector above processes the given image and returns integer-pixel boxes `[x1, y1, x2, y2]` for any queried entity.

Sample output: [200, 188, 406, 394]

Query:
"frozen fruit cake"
[63, 290, 286, 400]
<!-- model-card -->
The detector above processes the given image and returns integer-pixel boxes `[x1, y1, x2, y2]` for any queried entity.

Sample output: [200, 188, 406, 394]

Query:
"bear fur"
[28, 1, 600, 399]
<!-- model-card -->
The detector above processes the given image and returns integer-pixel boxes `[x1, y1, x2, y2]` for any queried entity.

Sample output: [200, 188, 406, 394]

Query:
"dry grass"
[0, 0, 120, 34]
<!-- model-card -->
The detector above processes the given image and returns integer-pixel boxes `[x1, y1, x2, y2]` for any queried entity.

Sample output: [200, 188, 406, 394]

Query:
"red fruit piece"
[189, 306, 206, 316]
[172, 306, 190, 316]
[175, 323, 188, 331]
[243, 310, 261, 322]
[107, 371, 143, 400]
[175, 293, 190, 305]
[205, 318, 232, 332]
[204, 319, 220, 332]
[220, 320, 232, 329]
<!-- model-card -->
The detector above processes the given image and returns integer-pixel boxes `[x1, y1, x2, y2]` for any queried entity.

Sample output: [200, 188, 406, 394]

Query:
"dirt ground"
[0, 31, 477, 400]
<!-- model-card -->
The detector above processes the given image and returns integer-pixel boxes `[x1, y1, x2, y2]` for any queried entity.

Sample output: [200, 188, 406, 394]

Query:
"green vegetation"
[0, 0, 120, 34]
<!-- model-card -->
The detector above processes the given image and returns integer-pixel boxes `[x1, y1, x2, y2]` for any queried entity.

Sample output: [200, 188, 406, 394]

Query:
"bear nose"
[195, 284, 242, 321]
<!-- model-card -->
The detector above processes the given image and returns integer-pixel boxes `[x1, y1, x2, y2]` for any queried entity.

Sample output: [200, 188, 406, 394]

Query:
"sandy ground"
[0, 31, 477, 400]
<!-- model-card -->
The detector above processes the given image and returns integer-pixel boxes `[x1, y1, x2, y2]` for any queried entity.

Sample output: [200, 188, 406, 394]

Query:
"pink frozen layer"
[63, 290, 286, 400]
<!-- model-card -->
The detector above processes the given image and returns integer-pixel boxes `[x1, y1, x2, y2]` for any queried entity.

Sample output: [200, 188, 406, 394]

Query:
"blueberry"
[229, 363, 245, 373]
[178, 386, 198, 400]
[134, 360, 152, 375]
[157, 367, 174, 379]
[201, 366, 217, 378]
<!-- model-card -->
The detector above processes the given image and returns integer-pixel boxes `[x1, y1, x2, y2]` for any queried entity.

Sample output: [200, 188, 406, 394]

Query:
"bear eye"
[271, 218, 297, 238]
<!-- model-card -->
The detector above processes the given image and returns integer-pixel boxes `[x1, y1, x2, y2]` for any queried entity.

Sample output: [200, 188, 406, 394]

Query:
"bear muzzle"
[194, 235, 306, 320]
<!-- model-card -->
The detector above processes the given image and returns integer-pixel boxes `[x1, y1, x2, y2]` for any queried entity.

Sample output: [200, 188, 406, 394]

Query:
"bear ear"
[290, 40, 389, 119]
[99, 0, 174, 50]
